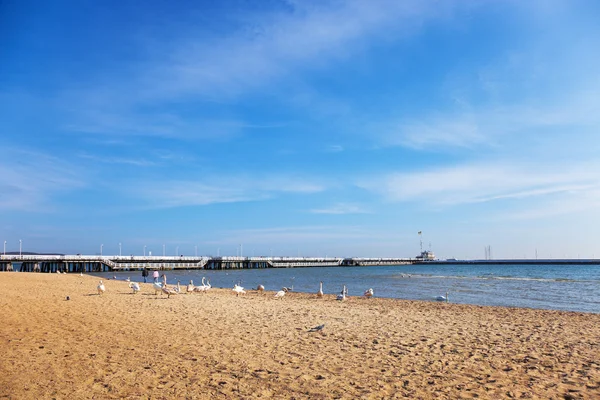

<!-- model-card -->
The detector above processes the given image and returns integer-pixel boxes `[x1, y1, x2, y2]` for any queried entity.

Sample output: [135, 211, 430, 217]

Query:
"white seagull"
[275, 287, 288, 298]
[435, 291, 449, 302]
[364, 288, 374, 298]
[336, 285, 347, 301]
[317, 281, 324, 298]
[129, 281, 141, 294]
[172, 280, 181, 293]
[187, 280, 195, 294]
[194, 277, 208, 293]
[153, 281, 163, 295]
[233, 283, 246, 296]
[282, 277, 295, 292]
[161, 285, 178, 298]
[97, 280, 106, 295]
[257, 284, 265, 293]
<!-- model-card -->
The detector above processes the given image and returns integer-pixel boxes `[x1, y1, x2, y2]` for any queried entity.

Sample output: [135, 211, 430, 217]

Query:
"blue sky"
[2, 0, 600, 259]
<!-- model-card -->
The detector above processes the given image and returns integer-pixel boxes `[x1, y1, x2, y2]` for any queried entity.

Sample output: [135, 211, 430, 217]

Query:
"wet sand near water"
[1, 272, 599, 399]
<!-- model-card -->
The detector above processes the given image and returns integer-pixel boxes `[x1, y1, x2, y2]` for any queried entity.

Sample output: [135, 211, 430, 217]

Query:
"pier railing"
[0, 254, 417, 272]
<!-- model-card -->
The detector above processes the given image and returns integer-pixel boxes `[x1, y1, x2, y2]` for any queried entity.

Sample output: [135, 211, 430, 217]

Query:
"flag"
[418, 231, 422, 235]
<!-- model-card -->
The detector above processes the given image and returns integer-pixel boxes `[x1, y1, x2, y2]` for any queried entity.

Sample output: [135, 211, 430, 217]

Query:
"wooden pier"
[0, 255, 418, 272]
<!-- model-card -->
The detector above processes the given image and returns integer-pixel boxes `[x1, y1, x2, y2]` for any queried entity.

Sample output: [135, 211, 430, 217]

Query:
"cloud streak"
[360, 161, 600, 210]
[147, 0, 443, 100]
[309, 202, 370, 215]
[0, 149, 85, 212]
[131, 174, 326, 208]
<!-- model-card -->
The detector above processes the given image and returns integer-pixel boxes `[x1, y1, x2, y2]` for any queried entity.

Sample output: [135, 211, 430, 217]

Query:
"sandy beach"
[1, 273, 599, 399]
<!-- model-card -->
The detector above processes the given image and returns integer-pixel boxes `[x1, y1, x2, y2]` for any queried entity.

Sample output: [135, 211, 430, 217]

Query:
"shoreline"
[1, 272, 599, 399]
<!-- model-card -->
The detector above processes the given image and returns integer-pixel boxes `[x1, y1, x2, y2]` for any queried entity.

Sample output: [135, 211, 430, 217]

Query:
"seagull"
[275, 287, 288, 298]
[187, 280, 195, 294]
[162, 285, 178, 298]
[172, 280, 181, 293]
[97, 280, 106, 295]
[364, 288, 374, 298]
[317, 281, 323, 298]
[257, 284, 265, 293]
[336, 285, 346, 301]
[282, 277, 295, 292]
[153, 281, 163, 295]
[435, 291, 449, 302]
[233, 284, 246, 296]
[308, 323, 325, 332]
[129, 281, 141, 294]
[126, 277, 131, 282]
[194, 277, 208, 293]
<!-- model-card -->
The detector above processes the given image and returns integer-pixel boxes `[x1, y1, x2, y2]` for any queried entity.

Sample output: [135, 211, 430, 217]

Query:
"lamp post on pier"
[19, 239, 22, 258]
[162, 244, 165, 257]
[101, 244, 103, 256]
[119, 242, 122, 257]
[144, 245, 146, 257]
[3, 240, 6, 256]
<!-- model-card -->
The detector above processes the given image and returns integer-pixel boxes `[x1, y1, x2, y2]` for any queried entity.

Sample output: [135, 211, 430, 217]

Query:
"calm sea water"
[94, 263, 600, 314]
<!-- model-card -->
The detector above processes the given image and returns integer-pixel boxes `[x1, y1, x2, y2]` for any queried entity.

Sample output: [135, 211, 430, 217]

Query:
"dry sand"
[1, 272, 599, 399]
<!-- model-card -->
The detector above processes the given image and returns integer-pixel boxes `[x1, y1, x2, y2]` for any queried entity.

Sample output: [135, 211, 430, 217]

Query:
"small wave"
[397, 273, 591, 283]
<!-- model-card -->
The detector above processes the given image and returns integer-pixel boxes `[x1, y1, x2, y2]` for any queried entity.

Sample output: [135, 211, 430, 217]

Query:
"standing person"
[142, 267, 149, 283]
[153, 269, 159, 283]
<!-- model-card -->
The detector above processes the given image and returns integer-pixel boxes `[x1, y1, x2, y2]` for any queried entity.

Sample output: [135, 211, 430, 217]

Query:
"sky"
[1, 0, 600, 259]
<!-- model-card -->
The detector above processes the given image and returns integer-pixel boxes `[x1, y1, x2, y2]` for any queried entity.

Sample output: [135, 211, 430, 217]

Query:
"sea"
[93, 263, 600, 314]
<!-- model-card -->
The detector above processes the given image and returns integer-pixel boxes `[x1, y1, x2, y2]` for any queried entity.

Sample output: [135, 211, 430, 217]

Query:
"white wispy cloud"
[131, 175, 326, 208]
[373, 1, 600, 152]
[207, 225, 370, 245]
[145, 0, 443, 100]
[359, 161, 600, 209]
[324, 145, 344, 153]
[309, 202, 370, 214]
[0, 149, 85, 211]
[376, 80, 600, 152]
[60, 1, 454, 137]
[77, 153, 157, 167]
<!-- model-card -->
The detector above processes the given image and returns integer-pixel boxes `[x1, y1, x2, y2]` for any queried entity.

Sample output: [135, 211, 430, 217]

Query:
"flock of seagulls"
[95, 276, 449, 303]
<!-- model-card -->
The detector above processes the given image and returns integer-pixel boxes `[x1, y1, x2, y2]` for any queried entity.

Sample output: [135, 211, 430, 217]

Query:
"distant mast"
[416, 231, 435, 261]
